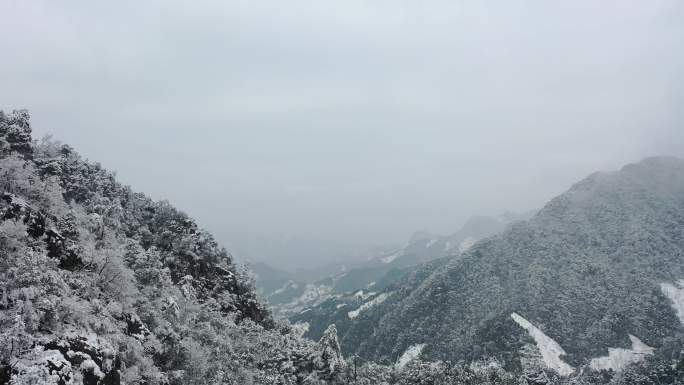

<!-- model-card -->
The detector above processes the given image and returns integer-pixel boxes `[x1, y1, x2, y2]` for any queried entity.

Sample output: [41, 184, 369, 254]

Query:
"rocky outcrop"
[313, 325, 345, 379]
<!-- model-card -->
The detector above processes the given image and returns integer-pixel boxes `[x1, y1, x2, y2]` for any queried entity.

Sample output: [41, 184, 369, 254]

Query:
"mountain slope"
[339, 157, 684, 373]
[0, 110, 348, 385]
[288, 215, 531, 341]
[262, 215, 513, 318]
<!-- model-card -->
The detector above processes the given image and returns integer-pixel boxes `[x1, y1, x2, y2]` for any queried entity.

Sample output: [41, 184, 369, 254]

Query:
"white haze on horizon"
[1, 0, 683, 269]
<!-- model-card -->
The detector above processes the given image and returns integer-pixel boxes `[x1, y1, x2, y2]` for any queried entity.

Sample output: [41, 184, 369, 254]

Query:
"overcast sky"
[1, 0, 683, 269]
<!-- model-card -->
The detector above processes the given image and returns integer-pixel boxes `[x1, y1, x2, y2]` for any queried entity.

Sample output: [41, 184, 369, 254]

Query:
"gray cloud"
[1, 0, 683, 269]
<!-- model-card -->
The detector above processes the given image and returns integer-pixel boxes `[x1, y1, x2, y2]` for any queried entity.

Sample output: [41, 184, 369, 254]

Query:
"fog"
[1, 0, 683, 270]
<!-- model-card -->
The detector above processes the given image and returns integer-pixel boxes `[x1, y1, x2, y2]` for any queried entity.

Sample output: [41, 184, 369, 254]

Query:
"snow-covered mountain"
[329, 157, 684, 376]
[0, 110, 350, 384]
[4, 110, 684, 384]
[286, 215, 537, 339]
[257, 214, 523, 318]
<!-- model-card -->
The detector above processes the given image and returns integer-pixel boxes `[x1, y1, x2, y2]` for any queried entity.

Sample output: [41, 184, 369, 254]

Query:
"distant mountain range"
[250, 212, 534, 321]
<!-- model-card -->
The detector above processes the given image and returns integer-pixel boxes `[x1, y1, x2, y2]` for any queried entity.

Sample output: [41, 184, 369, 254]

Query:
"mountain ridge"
[335, 156, 684, 373]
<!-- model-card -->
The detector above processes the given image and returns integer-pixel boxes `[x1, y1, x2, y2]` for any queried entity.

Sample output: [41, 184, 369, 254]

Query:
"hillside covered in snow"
[2, 110, 684, 385]
[334, 156, 684, 377]
[0, 110, 351, 385]
[255, 215, 515, 321]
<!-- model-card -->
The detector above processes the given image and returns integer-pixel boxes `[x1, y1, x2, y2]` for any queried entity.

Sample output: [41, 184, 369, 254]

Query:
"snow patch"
[458, 237, 477, 253]
[469, 358, 503, 374]
[661, 280, 684, 324]
[41, 349, 71, 369]
[396, 344, 426, 369]
[270, 282, 333, 316]
[511, 312, 575, 376]
[80, 359, 105, 379]
[590, 335, 654, 372]
[273, 280, 298, 295]
[353, 290, 376, 300]
[426, 239, 438, 248]
[296, 284, 331, 305]
[381, 252, 401, 264]
[336, 303, 347, 309]
[348, 293, 390, 319]
[292, 322, 310, 336]
[14, 348, 73, 383]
